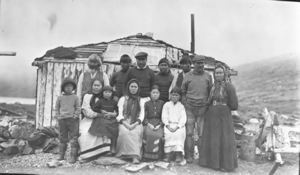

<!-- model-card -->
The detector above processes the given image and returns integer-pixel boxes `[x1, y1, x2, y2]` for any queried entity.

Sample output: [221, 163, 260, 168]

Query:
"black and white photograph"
[0, 0, 299, 174]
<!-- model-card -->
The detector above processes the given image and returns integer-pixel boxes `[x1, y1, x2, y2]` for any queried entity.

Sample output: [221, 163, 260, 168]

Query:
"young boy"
[110, 54, 132, 100]
[154, 58, 174, 102]
[55, 78, 81, 164]
[162, 87, 187, 163]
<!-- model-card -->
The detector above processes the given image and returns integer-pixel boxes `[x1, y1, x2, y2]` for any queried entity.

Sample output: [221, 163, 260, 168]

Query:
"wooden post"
[191, 14, 195, 53]
[0, 51, 16, 56]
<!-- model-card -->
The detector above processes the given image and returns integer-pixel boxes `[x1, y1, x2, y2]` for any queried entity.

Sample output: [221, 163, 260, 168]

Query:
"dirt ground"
[0, 153, 299, 175]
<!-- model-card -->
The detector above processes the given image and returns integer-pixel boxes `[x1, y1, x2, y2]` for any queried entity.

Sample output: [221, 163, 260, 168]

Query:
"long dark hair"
[125, 79, 141, 115]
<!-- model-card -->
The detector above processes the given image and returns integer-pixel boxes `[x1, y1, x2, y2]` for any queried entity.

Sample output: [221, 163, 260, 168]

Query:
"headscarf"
[123, 79, 141, 123]
[89, 80, 102, 112]
[208, 65, 227, 103]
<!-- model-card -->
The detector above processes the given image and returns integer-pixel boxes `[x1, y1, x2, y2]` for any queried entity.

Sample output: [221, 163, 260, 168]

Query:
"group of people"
[54, 51, 238, 172]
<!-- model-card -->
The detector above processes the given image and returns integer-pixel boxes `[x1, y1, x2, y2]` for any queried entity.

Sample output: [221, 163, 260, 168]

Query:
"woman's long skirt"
[198, 105, 238, 171]
[143, 125, 164, 160]
[116, 124, 143, 160]
[78, 117, 111, 160]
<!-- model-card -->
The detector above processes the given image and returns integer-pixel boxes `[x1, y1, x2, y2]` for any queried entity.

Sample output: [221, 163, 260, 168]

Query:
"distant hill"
[0, 72, 36, 98]
[231, 54, 300, 118]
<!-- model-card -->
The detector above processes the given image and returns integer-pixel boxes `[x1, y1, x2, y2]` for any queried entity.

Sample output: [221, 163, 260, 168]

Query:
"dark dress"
[142, 100, 165, 160]
[198, 82, 238, 171]
[88, 98, 119, 140]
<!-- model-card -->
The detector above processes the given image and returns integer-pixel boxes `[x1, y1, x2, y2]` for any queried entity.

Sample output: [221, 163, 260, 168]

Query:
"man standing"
[181, 55, 213, 163]
[154, 58, 174, 102]
[124, 52, 155, 98]
[110, 54, 132, 100]
[170, 54, 192, 91]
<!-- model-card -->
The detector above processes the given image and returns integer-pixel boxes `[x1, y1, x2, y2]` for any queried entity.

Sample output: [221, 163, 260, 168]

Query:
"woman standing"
[77, 54, 109, 103]
[116, 79, 147, 164]
[198, 65, 238, 172]
[78, 80, 111, 162]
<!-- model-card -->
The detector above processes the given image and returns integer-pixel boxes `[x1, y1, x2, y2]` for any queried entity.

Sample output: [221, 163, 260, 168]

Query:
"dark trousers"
[184, 104, 207, 159]
[58, 118, 79, 148]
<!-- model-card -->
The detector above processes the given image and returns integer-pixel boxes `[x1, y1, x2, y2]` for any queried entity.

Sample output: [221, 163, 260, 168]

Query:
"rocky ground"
[0, 152, 299, 175]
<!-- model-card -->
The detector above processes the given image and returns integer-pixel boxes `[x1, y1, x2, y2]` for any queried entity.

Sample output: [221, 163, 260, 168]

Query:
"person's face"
[129, 82, 139, 95]
[150, 89, 160, 100]
[92, 80, 102, 94]
[88, 64, 99, 73]
[170, 93, 180, 103]
[103, 90, 112, 99]
[121, 62, 130, 71]
[158, 63, 169, 74]
[181, 63, 191, 73]
[214, 67, 225, 82]
[64, 84, 74, 94]
[136, 58, 147, 68]
[194, 61, 204, 73]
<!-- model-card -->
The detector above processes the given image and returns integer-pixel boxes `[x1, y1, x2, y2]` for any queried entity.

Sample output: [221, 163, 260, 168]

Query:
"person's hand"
[154, 125, 161, 130]
[122, 120, 131, 130]
[113, 96, 119, 102]
[130, 122, 139, 130]
[147, 123, 155, 130]
[82, 110, 87, 117]
[166, 125, 173, 132]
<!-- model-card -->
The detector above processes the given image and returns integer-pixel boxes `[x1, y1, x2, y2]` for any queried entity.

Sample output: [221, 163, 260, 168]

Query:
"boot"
[57, 143, 67, 160]
[69, 146, 78, 164]
[175, 152, 183, 163]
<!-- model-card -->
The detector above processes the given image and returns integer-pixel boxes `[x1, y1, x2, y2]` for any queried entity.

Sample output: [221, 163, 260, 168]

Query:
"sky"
[0, 0, 299, 78]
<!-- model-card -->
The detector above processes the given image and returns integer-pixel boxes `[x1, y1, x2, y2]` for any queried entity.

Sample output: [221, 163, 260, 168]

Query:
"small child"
[55, 78, 81, 164]
[88, 85, 119, 154]
[162, 87, 187, 163]
[143, 85, 165, 160]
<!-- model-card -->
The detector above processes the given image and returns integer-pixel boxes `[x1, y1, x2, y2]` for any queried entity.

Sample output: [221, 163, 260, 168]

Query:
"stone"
[9, 123, 35, 140]
[92, 157, 127, 166]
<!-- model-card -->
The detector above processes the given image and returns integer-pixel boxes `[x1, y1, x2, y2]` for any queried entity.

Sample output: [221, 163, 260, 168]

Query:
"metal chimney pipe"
[191, 14, 195, 53]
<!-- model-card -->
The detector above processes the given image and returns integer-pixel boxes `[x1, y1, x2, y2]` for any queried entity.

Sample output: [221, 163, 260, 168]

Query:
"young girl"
[88, 85, 119, 154]
[143, 85, 165, 160]
[162, 87, 187, 163]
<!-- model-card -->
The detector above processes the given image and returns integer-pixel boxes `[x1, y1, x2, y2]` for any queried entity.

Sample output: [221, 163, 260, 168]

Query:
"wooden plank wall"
[36, 62, 86, 128]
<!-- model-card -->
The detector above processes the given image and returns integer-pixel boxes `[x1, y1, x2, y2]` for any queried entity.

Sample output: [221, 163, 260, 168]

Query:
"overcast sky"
[0, 0, 299, 77]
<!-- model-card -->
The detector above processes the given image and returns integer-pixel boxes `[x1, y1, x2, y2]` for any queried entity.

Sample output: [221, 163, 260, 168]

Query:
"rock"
[125, 162, 149, 172]
[0, 126, 11, 139]
[22, 143, 34, 155]
[17, 139, 27, 153]
[46, 160, 63, 168]
[3, 146, 19, 155]
[40, 127, 59, 138]
[0, 136, 7, 143]
[154, 161, 169, 169]
[43, 138, 59, 154]
[28, 131, 48, 149]
[92, 157, 127, 166]
[0, 139, 18, 149]
[9, 123, 35, 140]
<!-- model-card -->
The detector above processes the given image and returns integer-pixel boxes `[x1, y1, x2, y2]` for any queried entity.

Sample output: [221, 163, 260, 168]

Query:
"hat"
[135, 52, 148, 59]
[179, 55, 192, 65]
[193, 55, 205, 63]
[158, 58, 170, 66]
[61, 78, 77, 92]
[170, 87, 182, 96]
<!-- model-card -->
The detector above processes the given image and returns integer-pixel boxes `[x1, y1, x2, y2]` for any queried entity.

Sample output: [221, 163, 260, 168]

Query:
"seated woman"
[162, 87, 187, 163]
[78, 80, 111, 162]
[198, 65, 238, 172]
[142, 85, 165, 160]
[116, 79, 147, 164]
[88, 85, 119, 154]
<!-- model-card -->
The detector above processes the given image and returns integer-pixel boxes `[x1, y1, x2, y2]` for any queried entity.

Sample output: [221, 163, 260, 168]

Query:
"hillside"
[231, 54, 300, 118]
